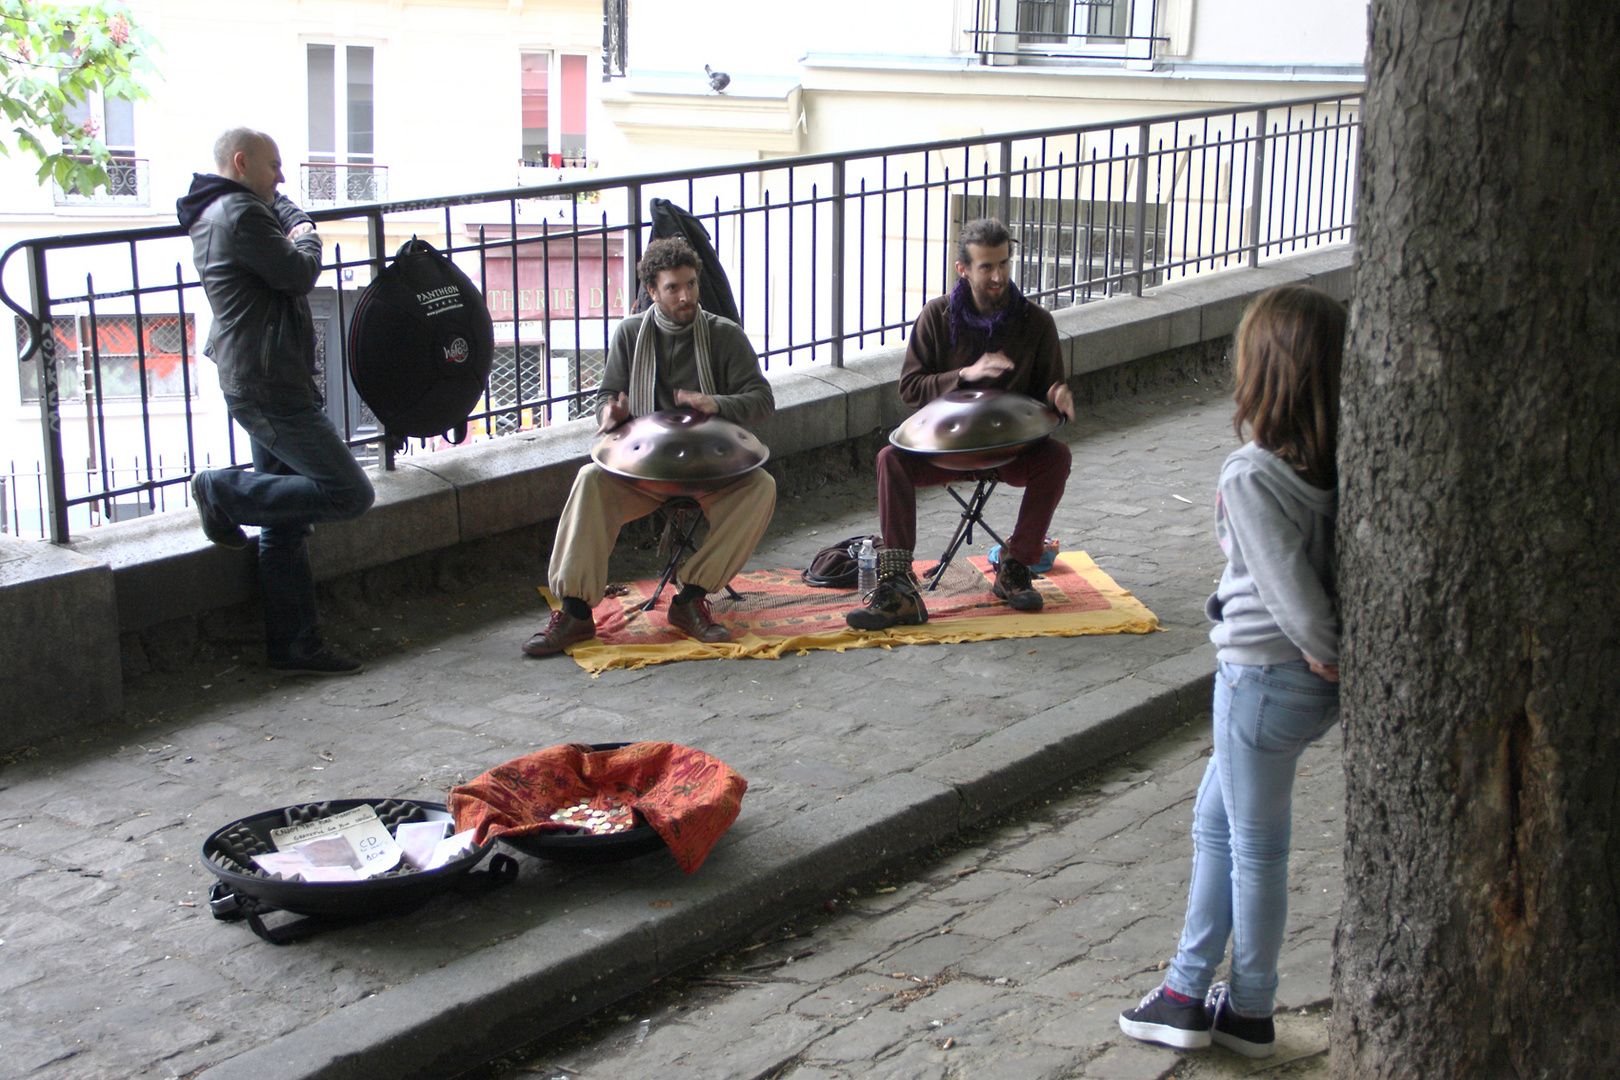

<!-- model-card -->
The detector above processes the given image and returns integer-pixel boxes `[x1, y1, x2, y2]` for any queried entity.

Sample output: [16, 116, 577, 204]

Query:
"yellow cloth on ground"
[539, 551, 1159, 675]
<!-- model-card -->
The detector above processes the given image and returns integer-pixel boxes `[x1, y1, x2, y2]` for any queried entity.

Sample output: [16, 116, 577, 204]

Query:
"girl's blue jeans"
[1165, 658, 1339, 1018]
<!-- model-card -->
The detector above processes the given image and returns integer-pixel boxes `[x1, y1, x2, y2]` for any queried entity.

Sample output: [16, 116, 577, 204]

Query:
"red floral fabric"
[449, 742, 747, 874]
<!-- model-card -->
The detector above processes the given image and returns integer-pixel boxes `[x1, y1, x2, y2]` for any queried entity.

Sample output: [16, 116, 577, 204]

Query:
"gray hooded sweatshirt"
[1205, 442, 1338, 666]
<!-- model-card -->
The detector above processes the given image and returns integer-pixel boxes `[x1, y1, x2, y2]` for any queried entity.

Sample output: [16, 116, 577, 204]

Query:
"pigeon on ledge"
[705, 65, 730, 93]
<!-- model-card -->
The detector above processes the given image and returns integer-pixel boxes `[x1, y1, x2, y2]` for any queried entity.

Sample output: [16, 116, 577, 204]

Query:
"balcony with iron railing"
[52, 155, 150, 207]
[968, 0, 1168, 65]
[300, 161, 390, 207]
[3, 93, 1359, 544]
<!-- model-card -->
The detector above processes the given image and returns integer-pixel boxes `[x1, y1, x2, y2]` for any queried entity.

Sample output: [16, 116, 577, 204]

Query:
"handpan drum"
[889, 388, 1062, 471]
[592, 408, 770, 498]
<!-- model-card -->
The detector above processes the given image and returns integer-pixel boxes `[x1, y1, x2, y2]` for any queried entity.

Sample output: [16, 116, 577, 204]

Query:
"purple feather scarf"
[947, 277, 1024, 348]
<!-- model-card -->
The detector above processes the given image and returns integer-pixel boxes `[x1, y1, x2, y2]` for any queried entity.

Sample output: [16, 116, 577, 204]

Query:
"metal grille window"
[15, 315, 196, 403]
[559, 349, 607, 420]
[488, 343, 545, 434]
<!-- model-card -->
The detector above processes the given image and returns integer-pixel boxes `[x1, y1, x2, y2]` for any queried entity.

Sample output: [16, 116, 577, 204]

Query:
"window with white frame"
[305, 43, 385, 205]
[973, 0, 1163, 64]
[519, 51, 589, 166]
[56, 91, 145, 204]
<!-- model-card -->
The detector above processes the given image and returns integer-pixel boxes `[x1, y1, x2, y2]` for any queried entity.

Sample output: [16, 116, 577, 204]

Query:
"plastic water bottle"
[857, 538, 878, 595]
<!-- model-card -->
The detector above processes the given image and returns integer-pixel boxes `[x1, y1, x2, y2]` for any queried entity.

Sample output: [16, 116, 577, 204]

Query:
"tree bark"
[1333, 1, 1620, 1077]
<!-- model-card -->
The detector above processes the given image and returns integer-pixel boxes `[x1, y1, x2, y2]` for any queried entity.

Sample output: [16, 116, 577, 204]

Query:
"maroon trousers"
[876, 437, 1072, 566]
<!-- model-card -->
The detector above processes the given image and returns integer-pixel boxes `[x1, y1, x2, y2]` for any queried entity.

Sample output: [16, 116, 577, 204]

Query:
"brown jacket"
[899, 289, 1064, 408]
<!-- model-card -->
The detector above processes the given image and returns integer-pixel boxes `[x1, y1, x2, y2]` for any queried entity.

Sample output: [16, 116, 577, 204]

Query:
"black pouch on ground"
[801, 534, 886, 589]
[347, 237, 495, 444]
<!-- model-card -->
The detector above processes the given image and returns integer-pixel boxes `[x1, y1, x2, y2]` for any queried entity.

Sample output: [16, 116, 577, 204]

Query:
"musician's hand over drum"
[597, 393, 631, 433]
[1047, 382, 1074, 421]
[959, 351, 1015, 384]
[675, 389, 719, 415]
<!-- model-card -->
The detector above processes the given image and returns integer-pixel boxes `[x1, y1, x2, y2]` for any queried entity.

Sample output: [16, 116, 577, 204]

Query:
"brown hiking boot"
[668, 595, 731, 643]
[522, 609, 596, 656]
[845, 548, 928, 629]
[845, 579, 929, 630]
[993, 555, 1044, 611]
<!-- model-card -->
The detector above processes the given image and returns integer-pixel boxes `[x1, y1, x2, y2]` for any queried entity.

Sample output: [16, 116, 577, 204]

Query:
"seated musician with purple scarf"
[846, 218, 1075, 630]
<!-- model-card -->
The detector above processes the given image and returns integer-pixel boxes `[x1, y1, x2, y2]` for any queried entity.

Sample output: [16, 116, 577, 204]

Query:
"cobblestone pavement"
[0, 385, 1265, 1080]
[486, 719, 1344, 1080]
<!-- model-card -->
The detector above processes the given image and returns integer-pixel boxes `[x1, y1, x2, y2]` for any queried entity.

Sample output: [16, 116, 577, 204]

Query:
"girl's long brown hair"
[1231, 284, 1346, 489]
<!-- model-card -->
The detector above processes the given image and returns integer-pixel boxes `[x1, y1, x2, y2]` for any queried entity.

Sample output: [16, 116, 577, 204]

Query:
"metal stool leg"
[642, 501, 700, 611]
[924, 477, 1008, 592]
[641, 499, 744, 611]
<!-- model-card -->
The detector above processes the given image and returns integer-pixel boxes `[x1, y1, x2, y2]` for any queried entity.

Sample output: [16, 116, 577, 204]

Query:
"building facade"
[0, 0, 1363, 537]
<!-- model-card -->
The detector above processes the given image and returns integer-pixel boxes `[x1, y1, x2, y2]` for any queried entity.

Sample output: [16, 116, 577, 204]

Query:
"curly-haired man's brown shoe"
[522, 609, 596, 656]
[668, 595, 731, 643]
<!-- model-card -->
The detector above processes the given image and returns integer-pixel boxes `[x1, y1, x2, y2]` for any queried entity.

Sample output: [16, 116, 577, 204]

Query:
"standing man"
[178, 128, 375, 675]
[524, 236, 776, 657]
[847, 218, 1074, 630]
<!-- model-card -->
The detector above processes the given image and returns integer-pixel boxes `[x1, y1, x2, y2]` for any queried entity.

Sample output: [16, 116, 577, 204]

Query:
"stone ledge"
[1, 245, 1351, 746]
[0, 537, 122, 746]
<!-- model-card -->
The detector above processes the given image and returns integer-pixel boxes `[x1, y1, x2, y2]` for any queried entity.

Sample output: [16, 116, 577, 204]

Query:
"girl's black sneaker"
[1205, 982, 1276, 1058]
[1118, 985, 1212, 1049]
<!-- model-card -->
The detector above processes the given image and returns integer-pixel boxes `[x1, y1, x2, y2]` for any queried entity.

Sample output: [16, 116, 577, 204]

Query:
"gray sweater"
[596, 311, 774, 427]
[1205, 442, 1338, 666]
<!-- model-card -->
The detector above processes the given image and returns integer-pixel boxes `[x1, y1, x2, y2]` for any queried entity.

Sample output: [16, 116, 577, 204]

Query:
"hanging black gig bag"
[347, 238, 495, 443]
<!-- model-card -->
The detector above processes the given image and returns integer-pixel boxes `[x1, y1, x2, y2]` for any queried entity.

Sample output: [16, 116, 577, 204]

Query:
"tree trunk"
[1333, 1, 1620, 1077]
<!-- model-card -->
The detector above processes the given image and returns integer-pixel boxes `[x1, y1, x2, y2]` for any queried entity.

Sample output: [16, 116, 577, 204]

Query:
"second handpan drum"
[592, 408, 770, 498]
[890, 388, 1062, 471]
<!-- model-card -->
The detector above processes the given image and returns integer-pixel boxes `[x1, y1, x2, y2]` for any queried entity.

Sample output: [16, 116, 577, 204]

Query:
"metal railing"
[53, 156, 150, 207]
[2, 93, 1359, 543]
[0, 454, 211, 538]
[301, 162, 389, 207]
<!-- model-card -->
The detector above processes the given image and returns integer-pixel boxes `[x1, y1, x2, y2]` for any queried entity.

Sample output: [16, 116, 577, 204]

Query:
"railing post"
[1131, 123, 1149, 297]
[26, 245, 71, 543]
[1247, 107, 1269, 268]
[365, 209, 394, 470]
[998, 139, 1013, 226]
[626, 182, 643, 278]
[829, 159, 846, 367]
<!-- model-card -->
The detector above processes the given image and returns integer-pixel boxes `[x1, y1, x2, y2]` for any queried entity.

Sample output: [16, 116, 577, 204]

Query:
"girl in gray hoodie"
[1120, 284, 1346, 1059]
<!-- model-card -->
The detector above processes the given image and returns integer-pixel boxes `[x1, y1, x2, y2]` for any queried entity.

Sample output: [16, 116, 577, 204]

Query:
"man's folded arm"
[234, 200, 322, 295]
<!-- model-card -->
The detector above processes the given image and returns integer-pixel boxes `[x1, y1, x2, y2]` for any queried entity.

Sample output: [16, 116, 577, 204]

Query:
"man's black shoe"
[1205, 983, 1276, 1059]
[268, 648, 363, 677]
[1118, 985, 1212, 1050]
[993, 555, 1043, 611]
[192, 475, 248, 549]
[845, 579, 928, 630]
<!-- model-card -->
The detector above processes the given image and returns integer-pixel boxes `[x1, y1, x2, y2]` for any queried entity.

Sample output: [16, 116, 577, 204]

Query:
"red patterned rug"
[543, 551, 1159, 673]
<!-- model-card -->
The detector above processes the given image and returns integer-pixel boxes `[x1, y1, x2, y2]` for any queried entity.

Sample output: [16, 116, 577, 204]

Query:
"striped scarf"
[629, 306, 717, 416]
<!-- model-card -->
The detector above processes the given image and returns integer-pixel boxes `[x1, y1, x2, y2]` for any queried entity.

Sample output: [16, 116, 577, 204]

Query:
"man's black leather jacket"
[176, 175, 323, 404]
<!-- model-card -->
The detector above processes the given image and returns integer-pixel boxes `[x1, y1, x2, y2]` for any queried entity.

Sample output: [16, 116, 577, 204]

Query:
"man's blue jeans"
[197, 396, 374, 662]
[1165, 658, 1339, 1018]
